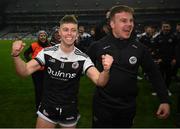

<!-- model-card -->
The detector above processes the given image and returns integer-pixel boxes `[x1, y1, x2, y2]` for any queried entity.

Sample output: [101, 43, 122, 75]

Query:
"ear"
[110, 20, 114, 29]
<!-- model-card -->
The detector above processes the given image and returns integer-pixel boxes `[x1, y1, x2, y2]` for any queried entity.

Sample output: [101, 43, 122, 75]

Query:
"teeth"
[66, 38, 72, 40]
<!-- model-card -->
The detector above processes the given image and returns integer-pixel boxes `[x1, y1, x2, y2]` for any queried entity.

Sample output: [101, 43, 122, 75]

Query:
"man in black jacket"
[87, 5, 170, 128]
[153, 21, 177, 96]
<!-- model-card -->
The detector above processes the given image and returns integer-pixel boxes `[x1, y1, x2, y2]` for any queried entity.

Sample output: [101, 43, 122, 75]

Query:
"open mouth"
[123, 28, 131, 33]
[66, 37, 73, 41]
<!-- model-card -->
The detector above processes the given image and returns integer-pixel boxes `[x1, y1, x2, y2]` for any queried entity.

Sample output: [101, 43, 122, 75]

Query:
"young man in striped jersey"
[11, 15, 113, 128]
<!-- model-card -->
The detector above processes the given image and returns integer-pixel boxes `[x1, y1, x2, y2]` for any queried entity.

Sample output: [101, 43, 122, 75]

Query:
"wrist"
[103, 69, 110, 73]
[11, 53, 19, 57]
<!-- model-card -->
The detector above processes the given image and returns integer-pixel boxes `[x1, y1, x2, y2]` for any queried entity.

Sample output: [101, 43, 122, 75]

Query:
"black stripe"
[34, 58, 44, 66]
[74, 49, 88, 58]
[85, 65, 94, 74]
[44, 45, 58, 51]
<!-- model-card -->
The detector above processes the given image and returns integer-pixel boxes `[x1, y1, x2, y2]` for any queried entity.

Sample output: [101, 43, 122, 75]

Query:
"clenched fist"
[11, 40, 26, 57]
[101, 54, 114, 72]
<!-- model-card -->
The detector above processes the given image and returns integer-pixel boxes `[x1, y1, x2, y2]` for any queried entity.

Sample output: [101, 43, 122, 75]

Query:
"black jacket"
[87, 33, 170, 109]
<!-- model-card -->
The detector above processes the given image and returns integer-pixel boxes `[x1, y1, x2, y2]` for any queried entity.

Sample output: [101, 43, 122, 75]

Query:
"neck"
[60, 43, 74, 53]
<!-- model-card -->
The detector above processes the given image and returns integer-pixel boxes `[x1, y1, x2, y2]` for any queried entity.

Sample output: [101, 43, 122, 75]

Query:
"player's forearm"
[13, 56, 30, 77]
[97, 70, 109, 87]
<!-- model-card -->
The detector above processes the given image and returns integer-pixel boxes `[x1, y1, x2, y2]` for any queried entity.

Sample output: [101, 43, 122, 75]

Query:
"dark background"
[0, 0, 180, 30]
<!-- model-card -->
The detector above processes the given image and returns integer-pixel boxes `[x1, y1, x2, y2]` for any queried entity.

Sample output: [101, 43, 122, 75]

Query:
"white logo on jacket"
[129, 56, 137, 64]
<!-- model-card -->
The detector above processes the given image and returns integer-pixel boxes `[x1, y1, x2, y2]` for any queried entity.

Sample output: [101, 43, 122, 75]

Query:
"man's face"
[146, 27, 154, 37]
[110, 12, 134, 39]
[78, 26, 85, 36]
[54, 31, 61, 42]
[162, 23, 171, 34]
[59, 23, 78, 46]
[38, 33, 47, 43]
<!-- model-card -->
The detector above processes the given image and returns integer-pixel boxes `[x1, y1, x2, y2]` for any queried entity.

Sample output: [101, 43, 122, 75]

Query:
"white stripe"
[59, 114, 81, 127]
[37, 111, 57, 124]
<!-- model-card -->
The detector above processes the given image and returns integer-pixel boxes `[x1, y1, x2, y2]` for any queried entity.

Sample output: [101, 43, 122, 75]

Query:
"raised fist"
[11, 40, 26, 57]
[101, 54, 114, 72]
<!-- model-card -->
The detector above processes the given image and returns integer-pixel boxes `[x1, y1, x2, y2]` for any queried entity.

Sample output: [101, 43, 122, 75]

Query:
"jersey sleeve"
[83, 57, 94, 74]
[34, 49, 45, 66]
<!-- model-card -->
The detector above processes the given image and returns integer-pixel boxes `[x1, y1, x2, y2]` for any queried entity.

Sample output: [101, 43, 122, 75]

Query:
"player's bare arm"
[12, 40, 41, 77]
[86, 54, 113, 87]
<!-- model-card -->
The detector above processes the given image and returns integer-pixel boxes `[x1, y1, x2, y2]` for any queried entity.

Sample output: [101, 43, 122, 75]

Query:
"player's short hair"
[109, 5, 134, 20]
[59, 15, 78, 26]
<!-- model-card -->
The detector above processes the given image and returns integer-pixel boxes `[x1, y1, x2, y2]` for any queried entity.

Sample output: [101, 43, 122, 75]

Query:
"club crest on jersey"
[129, 56, 137, 65]
[72, 62, 79, 69]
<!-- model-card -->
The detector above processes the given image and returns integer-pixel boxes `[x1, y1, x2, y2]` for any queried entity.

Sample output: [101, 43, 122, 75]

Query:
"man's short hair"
[59, 15, 78, 26]
[109, 5, 134, 20]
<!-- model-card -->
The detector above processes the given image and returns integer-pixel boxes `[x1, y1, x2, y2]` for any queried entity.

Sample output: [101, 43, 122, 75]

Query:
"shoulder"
[153, 32, 161, 39]
[30, 42, 40, 50]
[90, 35, 110, 48]
[129, 38, 146, 50]
[44, 44, 59, 52]
[74, 47, 89, 58]
[31, 42, 38, 46]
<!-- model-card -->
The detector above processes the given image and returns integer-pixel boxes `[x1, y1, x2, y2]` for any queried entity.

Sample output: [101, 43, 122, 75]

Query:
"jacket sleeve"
[141, 47, 170, 104]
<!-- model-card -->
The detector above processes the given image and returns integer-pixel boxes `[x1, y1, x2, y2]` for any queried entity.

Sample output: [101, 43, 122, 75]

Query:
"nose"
[67, 30, 72, 35]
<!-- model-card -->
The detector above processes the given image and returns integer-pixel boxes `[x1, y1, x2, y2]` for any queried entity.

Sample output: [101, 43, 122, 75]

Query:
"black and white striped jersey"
[35, 44, 94, 106]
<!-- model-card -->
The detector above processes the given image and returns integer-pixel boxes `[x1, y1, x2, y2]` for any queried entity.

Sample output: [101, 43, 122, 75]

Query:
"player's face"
[59, 23, 78, 46]
[110, 12, 134, 39]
